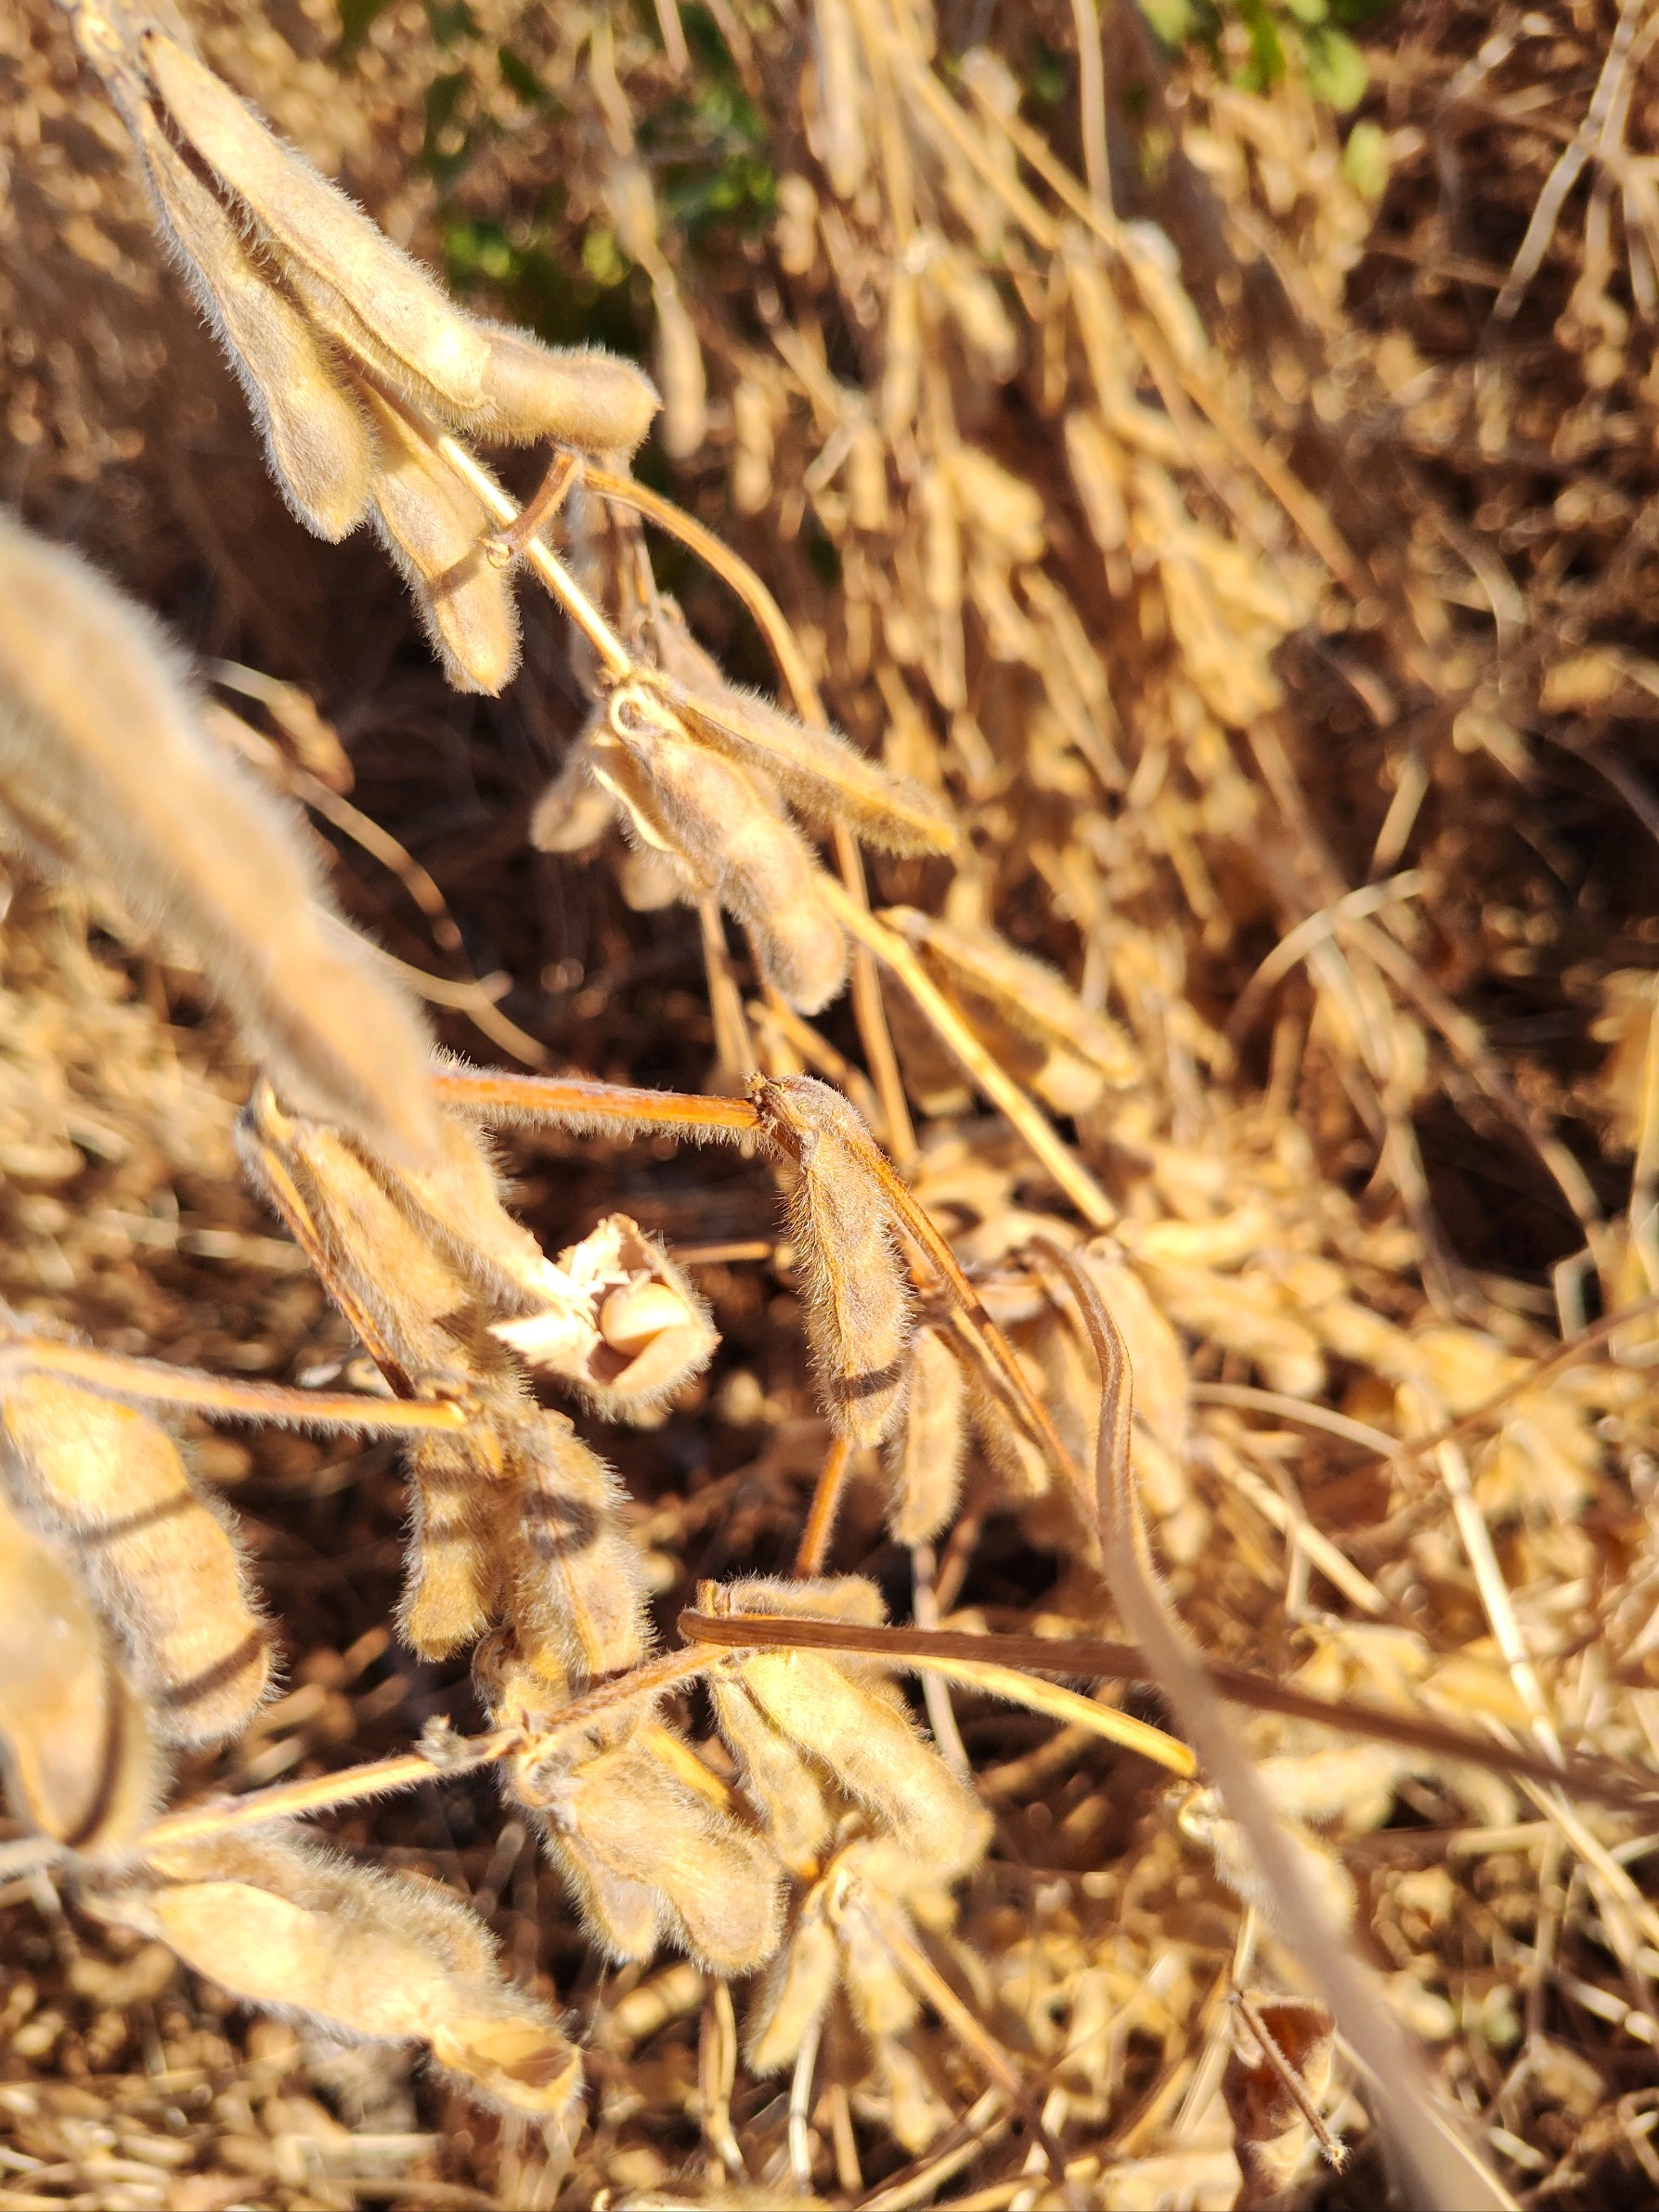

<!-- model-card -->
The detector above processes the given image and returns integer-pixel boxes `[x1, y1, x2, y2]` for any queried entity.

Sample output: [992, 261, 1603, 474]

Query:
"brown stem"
[481, 449, 580, 568]
[853, 1134, 1086, 1503]
[1040, 1242, 1510, 2211]
[133, 1731, 521, 1856]
[0, 1336, 470, 1434]
[794, 1434, 854, 1577]
[675, 1611, 1657, 1816]
[431, 1066, 763, 1139]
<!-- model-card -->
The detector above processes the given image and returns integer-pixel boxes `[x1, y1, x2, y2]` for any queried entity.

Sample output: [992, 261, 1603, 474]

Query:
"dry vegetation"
[3, 0, 1659, 2205]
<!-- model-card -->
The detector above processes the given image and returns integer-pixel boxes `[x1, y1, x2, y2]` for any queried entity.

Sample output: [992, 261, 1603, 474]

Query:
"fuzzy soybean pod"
[360, 388, 522, 695]
[501, 1413, 654, 1688]
[1, 1375, 270, 1749]
[237, 1084, 493, 1397]
[141, 32, 495, 418]
[529, 1726, 784, 1974]
[711, 1662, 837, 1872]
[884, 1324, 968, 1546]
[0, 1485, 163, 1852]
[708, 1577, 990, 1874]
[110, 1829, 581, 2121]
[744, 1881, 840, 2074]
[655, 666, 958, 859]
[885, 905, 1142, 1089]
[398, 1428, 512, 1661]
[751, 1076, 913, 1446]
[603, 689, 849, 1015]
[0, 521, 439, 1169]
[126, 99, 373, 543]
[138, 32, 659, 457]
[473, 328, 660, 453]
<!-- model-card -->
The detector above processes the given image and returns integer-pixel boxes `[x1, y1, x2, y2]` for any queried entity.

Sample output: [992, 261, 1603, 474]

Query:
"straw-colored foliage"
[0, 0, 1657, 2204]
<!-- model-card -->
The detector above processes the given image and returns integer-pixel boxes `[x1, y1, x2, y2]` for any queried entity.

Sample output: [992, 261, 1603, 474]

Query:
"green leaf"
[582, 226, 630, 287]
[443, 216, 524, 286]
[1303, 22, 1367, 110]
[1237, 0, 1287, 89]
[1135, 0, 1199, 45]
[1341, 116, 1389, 197]
[1023, 40, 1070, 101]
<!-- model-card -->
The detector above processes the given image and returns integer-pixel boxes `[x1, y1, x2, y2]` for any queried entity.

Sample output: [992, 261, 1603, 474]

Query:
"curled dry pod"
[140, 32, 494, 416]
[0, 518, 439, 1167]
[360, 388, 521, 695]
[884, 1325, 967, 1546]
[529, 1726, 784, 1973]
[884, 907, 1141, 1089]
[496, 1214, 718, 1418]
[603, 689, 849, 1015]
[109, 1829, 581, 2121]
[127, 101, 372, 542]
[0, 1485, 162, 1852]
[750, 1076, 911, 1446]
[1, 1375, 270, 1748]
[707, 1577, 990, 1873]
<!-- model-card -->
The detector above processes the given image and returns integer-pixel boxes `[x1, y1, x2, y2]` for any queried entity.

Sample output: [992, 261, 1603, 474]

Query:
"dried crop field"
[2, 0, 1659, 2206]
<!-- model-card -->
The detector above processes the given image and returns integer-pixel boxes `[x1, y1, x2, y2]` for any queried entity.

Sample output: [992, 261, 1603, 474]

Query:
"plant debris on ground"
[2, 0, 1659, 2206]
